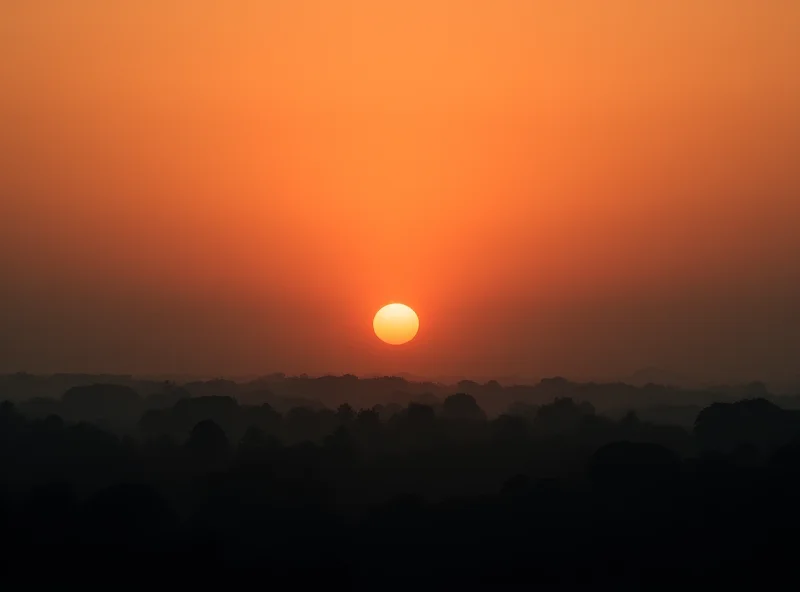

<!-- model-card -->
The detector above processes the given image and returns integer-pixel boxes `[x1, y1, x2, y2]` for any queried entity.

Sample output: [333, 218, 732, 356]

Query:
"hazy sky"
[1, 1, 799, 384]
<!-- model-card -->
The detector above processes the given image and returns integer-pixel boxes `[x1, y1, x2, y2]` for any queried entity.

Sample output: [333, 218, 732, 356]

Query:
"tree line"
[3, 380, 800, 584]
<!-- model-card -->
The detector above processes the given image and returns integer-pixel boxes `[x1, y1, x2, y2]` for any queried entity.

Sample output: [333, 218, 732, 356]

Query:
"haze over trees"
[3, 372, 800, 583]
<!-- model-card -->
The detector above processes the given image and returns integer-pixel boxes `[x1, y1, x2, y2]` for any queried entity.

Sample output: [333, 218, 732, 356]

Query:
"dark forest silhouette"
[3, 373, 800, 584]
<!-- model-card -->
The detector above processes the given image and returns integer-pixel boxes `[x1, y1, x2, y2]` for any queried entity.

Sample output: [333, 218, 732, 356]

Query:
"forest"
[2, 373, 800, 585]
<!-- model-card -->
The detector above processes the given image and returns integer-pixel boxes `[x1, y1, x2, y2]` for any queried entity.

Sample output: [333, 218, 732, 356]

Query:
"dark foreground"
[3, 391, 800, 586]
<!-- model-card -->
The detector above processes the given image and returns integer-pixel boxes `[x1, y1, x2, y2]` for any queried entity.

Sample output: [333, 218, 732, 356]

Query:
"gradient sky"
[1, 1, 799, 384]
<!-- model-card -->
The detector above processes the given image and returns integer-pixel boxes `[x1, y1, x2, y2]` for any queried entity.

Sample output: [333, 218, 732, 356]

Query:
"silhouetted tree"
[336, 403, 356, 426]
[187, 420, 229, 466]
[535, 397, 595, 435]
[443, 393, 487, 422]
[695, 398, 800, 454]
[62, 383, 141, 425]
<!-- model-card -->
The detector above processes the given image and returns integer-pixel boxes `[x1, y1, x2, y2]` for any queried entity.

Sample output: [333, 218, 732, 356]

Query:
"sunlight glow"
[373, 303, 420, 345]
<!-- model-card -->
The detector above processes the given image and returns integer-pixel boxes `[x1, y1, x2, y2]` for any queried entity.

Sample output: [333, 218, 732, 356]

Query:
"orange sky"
[1, 1, 799, 384]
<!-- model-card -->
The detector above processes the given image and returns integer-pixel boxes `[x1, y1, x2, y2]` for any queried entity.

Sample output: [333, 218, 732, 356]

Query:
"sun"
[373, 303, 419, 345]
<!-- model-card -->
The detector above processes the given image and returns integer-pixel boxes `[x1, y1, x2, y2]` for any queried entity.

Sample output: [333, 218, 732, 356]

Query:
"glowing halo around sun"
[373, 303, 419, 345]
